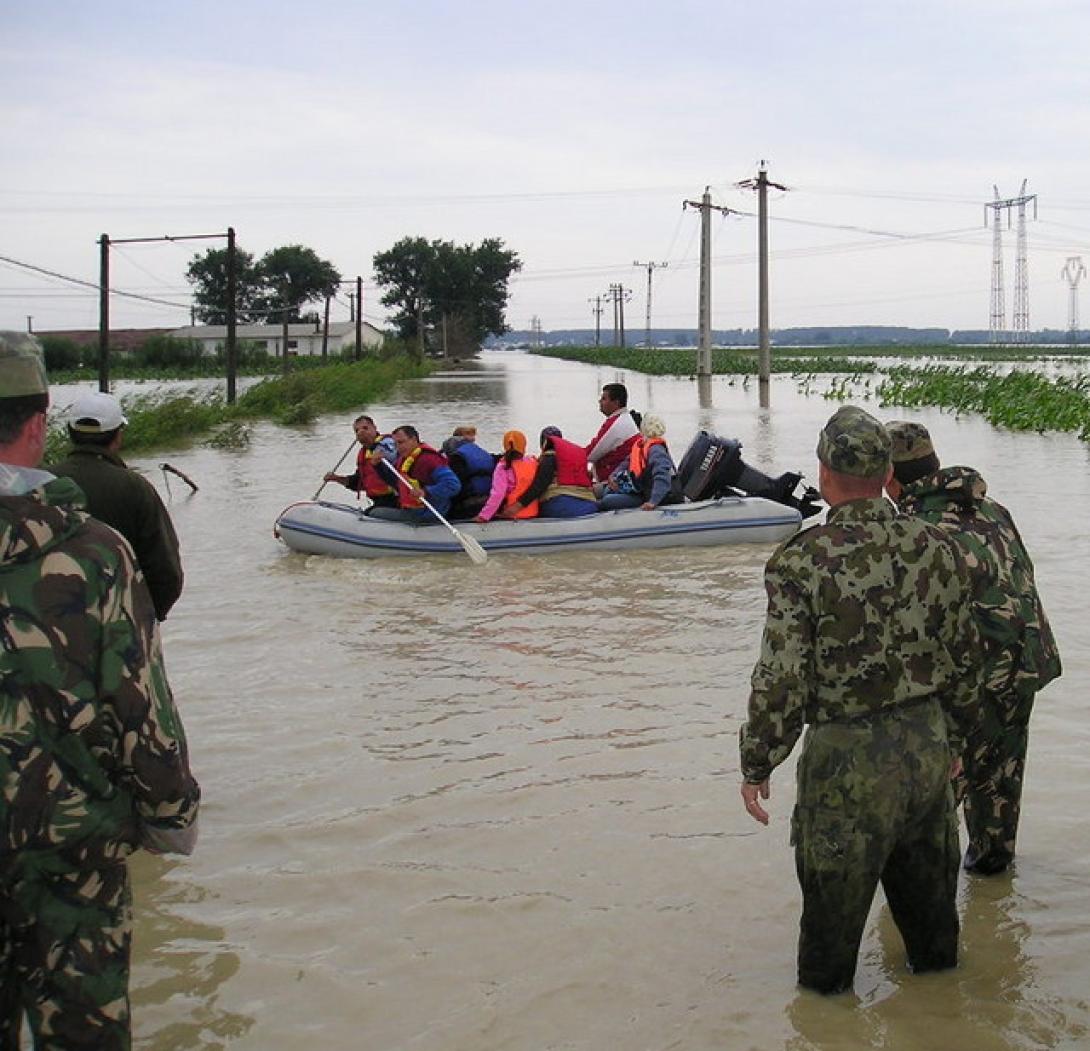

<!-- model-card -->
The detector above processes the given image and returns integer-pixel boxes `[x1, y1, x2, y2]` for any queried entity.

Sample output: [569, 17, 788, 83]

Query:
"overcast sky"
[3, 0, 1090, 338]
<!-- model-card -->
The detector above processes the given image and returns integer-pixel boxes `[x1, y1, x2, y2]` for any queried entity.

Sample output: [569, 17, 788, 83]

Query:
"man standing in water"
[51, 390, 184, 621]
[885, 421, 1061, 876]
[739, 406, 981, 995]
[0, 332, 200, 1048]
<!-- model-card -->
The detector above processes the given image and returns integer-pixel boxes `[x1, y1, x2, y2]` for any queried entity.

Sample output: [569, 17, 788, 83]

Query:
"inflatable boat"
[274, 495, 803, 559]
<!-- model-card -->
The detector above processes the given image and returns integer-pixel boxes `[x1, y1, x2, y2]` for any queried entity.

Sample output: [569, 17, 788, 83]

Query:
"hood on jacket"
[0, 475, 88, 569]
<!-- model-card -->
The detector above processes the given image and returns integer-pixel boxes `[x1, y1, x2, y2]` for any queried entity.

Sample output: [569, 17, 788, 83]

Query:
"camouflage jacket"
[740, 497, 982, 783]
[0, 472, 199, 867]
[898, 466, 1061, 699]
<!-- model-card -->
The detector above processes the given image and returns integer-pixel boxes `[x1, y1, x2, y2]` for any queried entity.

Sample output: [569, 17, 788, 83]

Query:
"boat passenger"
[501, 426, 596, 519]
[369, 425, 462, 524]
[442, 428, 496, 520]
[598, 413, 684, 511]
[324, 414, 398, 511]
[474, 430, 539, 522]
[585, 383, 640, 483]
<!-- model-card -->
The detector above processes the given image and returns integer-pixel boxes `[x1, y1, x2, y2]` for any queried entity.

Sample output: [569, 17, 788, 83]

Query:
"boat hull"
[274, 497, 801, 559]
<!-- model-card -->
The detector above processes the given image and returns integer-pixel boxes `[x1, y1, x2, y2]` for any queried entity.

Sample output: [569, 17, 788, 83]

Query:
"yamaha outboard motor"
[676, 431, 823, 518]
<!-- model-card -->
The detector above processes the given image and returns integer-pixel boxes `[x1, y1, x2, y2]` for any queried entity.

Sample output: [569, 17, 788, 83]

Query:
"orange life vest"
[628, 437, 667, 479]
[505, 456, 540, 518]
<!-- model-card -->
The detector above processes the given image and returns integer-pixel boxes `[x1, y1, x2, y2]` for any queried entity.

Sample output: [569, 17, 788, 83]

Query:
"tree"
[186, 247, 265, 324]
[257, 245, 341, 324]
[185, 243, 341, 325]
[373, 237, 521, 357]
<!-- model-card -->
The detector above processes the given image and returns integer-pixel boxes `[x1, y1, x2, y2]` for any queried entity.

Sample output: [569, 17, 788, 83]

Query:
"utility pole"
[225, 226, 237, 403]
[986, 181, 1037, 345]
[683, 187, 735, 376]
[633, 260, 667, 347]
[355, 276, 363, 361]
[321, 294, 331, 359]
[738, 163, 786, 406]
[606, 284, 631, 347]
[588, 295, 603, 346]
[98, 234, 110, 392]
[1062, 256, 1086, 348]
[25, 316, 32, 334]
[348, 290, 356, 321]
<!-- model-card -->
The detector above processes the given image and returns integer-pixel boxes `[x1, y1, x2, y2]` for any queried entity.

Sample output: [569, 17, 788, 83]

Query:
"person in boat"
[597, 413, 684, 511]
[323, 414, 398, 511]
[50, 390, 185, 621]
[885, 420, 1061, 877]
[441, 426, 496, 520]
[473, 430, 539, 522]
[741, 406, 982, 995]
[585, 383, 640, 483]
[368, 425, 462, 524]
[499, 426, 596, 519]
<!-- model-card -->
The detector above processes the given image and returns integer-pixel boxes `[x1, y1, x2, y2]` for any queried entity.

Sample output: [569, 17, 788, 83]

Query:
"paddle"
[379, 458, 488, 565]
[312, 438, 359, 501]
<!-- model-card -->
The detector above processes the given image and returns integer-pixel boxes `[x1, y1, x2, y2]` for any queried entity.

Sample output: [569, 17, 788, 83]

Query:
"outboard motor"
[676, 431, 823, 519]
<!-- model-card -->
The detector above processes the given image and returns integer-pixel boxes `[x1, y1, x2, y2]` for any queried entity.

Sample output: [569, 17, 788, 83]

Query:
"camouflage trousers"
[956, 682, 1036, 874]
[791, 699, 960, 994]
[0, 855, 132, 1051]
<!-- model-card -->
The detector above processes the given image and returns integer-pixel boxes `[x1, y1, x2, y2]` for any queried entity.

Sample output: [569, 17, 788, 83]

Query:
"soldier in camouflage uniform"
[0, 332, 200, 1050]
[886, 421, 1061, 876]
[740, 406, 982, 995]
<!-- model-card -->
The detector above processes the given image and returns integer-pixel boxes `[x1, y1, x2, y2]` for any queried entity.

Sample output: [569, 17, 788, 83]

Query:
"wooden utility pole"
[738, 164, 786, 406]
[98, 234, 110, 391]
[683, 188, 735, 377]
[225, 226, 238, 403]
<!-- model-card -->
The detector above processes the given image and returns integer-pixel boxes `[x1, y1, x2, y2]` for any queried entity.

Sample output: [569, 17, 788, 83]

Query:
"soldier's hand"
[741, 779, 771, 825]
[949, 756, 964, 779]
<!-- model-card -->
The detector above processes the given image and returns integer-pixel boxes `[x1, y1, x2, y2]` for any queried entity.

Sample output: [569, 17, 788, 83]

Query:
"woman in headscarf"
[500, 426, 597, 519]
[598, 413, 683, 511]
[473, 430, 539, 522]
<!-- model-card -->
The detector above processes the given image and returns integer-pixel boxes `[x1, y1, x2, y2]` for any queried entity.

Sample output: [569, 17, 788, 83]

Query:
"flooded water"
[112, 351, 1088, 1049]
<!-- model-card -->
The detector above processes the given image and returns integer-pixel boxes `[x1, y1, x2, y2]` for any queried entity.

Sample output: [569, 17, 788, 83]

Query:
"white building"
[167, 320, 384, 357]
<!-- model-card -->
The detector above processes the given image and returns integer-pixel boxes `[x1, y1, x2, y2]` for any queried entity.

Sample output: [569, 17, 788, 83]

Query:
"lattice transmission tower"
[986, 181, 1037, 345]
[1061, 256, 1086, 348]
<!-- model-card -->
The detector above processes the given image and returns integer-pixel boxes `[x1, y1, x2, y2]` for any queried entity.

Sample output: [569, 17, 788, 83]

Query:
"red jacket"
[551, 437, 593, 487]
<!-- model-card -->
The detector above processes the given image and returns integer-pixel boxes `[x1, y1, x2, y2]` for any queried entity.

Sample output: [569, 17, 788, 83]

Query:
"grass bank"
[530, 346, 878, 375]
[46, 355, 431, 460]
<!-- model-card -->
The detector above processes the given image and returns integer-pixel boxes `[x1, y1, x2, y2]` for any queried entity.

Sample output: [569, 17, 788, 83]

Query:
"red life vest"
[359, 437, 395, 498]
[396, 444, 445, 508]
[550, 438, 592, 487]
[505, 457, 540, 518]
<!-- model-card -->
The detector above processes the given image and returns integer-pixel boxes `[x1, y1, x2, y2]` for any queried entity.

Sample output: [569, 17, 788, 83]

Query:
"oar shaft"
[313, 438, 359, 501]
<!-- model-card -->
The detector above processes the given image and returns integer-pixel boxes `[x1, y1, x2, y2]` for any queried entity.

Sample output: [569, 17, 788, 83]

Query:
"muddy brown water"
[97, 352, 1088, 1049]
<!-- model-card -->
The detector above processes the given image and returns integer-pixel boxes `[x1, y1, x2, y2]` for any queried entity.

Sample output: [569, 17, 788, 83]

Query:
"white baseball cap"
[68, 390, 129, 433]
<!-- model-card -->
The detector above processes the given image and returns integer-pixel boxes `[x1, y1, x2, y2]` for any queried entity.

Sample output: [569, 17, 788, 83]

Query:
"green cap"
[886, 420, 935, 464]
[0, 331, 48, 398]
[816, 406, 891, 478]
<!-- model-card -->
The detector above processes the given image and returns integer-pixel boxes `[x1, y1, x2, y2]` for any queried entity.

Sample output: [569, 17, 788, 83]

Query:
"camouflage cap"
[0, 331, 48, 398]
[816, 405, 891, 477]
[886, 420, 935, 463]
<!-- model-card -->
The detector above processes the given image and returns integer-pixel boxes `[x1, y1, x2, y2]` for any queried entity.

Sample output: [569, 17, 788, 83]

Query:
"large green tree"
[257, 245, 341, 323]
[186, 246, 265, 324]
[186, 243, 341, 325]
[372, 237, 521, 356]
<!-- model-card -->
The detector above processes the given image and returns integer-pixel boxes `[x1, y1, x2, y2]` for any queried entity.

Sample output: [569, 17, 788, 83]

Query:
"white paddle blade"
[456, 530, 488, 565]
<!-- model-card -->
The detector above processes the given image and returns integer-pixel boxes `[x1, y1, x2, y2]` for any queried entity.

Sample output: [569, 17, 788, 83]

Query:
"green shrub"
[40, 336, 84, 371]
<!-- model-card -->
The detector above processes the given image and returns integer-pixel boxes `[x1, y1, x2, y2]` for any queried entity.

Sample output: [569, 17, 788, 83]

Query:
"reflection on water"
[123, 351, 1089, 1049]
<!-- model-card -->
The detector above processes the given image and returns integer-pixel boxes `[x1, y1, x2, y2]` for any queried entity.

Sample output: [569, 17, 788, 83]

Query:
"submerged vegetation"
[528, 345, 1090, 443]
[45, 356, 431, 461]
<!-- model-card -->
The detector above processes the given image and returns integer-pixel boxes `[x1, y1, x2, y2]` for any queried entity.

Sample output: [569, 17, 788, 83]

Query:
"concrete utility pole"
[588, 295, 603, 346]
[1062, 256, 1086, 348]
[355, 276, 363, 361]
[606, 284, 631, 347]
[683, 188, 735, 376]
[633, 260, 667, 348]
[738, 163, 786, 407]
[225, 227, 237, 403]
[98, 234, 110, 392]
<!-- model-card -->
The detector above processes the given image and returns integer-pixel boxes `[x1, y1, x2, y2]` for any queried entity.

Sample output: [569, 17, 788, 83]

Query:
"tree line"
[186, 237, 521, 357]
